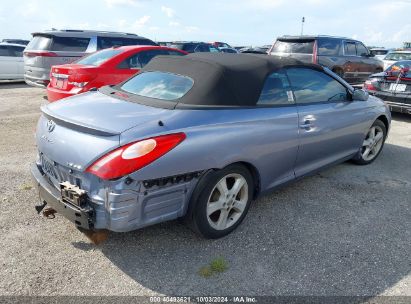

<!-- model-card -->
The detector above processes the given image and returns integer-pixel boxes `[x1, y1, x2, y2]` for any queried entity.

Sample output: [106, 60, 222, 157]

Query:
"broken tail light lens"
[86, 133, 186, 180]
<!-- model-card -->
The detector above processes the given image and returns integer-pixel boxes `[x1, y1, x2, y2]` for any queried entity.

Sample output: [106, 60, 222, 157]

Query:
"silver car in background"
[23, 29, 157, 87]
[381, 51, 411, 70]
[0, 42, 25, 80]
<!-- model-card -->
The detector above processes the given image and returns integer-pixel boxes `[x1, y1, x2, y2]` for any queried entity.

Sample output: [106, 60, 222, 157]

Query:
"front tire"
[352, 119, 387, 165]
[188, 164, 253, 239]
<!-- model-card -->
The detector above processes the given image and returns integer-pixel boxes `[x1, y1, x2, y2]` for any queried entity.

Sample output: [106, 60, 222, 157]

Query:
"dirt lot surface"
[0, 82, 410, 297]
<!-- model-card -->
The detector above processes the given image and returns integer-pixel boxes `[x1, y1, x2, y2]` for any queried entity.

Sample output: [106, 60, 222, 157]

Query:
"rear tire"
[187, 164, 253, 239]
[352, 120, 387, 165]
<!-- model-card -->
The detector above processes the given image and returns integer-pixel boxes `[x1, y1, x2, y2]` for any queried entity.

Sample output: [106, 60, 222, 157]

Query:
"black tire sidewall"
[190, 164, 253, 239]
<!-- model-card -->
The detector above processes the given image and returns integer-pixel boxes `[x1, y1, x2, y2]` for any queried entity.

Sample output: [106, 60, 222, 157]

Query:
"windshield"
[121, 71, 194, 101]
[76, 49, 122, 66]
[384, 52, 411, 61]
[385, 60, 411, 76]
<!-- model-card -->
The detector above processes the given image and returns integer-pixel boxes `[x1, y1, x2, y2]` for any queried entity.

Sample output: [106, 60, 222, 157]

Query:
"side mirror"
[352, 89, 369, 101]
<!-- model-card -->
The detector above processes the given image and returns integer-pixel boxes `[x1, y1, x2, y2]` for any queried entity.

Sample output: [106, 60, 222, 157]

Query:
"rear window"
[97, 37, 156, 49]
[318, 39, 342, 56]
[121, 71, 194, 101]
[370, 50, 388, 56]
[50, 36, 90, 52]
[76, 49, 122, 66]
[386, 60, 411, 76]
[0, 45, 25, 57]
[272, 40, 314, 54]
[8, 46, 25, 57]
[385, 52, 411, 61]
[26, 35, 52, 51]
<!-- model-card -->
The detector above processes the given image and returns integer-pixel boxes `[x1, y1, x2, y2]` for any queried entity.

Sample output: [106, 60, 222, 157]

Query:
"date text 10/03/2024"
[149, 296, 257, 303]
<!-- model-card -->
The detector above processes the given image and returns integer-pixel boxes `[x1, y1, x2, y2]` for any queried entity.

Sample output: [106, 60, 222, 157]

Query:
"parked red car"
[47, 45, 187, 102]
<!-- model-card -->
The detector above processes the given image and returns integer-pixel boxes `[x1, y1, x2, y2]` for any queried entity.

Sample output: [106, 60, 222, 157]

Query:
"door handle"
[300, 121, 314, 129]
[300, 116, 316, 129]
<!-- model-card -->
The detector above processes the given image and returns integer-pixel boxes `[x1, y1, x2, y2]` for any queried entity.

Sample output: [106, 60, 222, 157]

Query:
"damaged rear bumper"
[30, 163, 94, 230]
[31, 162, 201, 232]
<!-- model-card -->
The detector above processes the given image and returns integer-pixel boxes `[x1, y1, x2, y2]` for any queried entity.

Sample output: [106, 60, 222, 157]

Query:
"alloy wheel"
[361, 125, 384, 161]
[206, 173, 249, 230]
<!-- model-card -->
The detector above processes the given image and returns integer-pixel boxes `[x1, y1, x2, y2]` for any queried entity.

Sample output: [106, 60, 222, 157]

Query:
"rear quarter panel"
[121, 107, 300, 192]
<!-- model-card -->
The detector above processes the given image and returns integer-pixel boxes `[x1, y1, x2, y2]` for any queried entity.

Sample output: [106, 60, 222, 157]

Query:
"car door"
[343, 40, 362, 83]
[286, 67, 369, 177]
[356, 42, 377, 81]
[8, 45, 25, 78]
[0, 45, 16, 79]
[254, 69, 299, 189]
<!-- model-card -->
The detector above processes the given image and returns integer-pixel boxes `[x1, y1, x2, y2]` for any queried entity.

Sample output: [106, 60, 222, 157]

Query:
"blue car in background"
[31, 53, 391, 239]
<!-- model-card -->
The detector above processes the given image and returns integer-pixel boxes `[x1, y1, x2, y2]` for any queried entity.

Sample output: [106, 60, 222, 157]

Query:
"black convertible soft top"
[138, 53, 323, 107]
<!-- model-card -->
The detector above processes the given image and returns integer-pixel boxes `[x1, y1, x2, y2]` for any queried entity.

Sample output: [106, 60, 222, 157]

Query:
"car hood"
[44, 90, 169, 135]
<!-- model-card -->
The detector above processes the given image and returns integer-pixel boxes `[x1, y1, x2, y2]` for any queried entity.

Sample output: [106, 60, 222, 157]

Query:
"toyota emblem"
[46, 120, 55, 132]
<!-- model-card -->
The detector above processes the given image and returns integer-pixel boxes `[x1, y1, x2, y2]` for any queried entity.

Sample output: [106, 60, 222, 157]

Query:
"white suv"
[0, 43, 25, 80]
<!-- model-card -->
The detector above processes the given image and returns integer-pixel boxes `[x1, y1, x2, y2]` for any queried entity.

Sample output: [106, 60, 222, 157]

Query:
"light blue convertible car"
[31, 53, 391, 239]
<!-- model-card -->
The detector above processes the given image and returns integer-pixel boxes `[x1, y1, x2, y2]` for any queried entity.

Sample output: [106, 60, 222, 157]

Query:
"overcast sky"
[0, 0, 410, 48]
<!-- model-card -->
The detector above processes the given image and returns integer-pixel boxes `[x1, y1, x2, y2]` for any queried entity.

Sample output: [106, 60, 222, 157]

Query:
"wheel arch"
[376, 114, 389, 131]
[183, 161, 261, 224]
[226, 161, 261, 199]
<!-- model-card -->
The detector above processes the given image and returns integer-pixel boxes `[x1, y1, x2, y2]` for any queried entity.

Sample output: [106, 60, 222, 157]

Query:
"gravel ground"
[0, 82, 410, 297]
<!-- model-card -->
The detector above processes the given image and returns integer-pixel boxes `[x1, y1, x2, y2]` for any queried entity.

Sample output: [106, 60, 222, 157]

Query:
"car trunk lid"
[37, 91, 170, 178]
[378, 72, 411, 94]
[49, 64, 97, 91]
[44, 90, 169, 135]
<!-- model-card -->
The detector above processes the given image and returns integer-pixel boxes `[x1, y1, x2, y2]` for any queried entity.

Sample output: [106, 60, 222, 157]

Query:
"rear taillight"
[86, 133, 186, 180]
[363, 80, 378, 91]
[24, 51, 58, 57]
[312, 40, 318, 64]
[69, 81, 88, 88]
